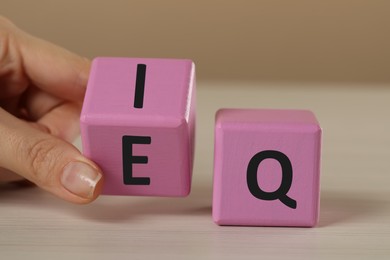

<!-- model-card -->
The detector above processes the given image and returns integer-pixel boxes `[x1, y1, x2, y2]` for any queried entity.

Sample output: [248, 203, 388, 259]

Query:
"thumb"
[0, 108, 103, 203]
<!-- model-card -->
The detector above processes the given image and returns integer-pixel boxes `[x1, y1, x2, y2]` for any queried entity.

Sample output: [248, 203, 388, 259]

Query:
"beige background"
[2, 0, 390, 83]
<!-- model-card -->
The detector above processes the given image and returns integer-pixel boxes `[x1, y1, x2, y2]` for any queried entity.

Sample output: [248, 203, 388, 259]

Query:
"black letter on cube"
[133, 64, 147, 109]
[122, 135, 151, 185]
[246, 150, 297, 209]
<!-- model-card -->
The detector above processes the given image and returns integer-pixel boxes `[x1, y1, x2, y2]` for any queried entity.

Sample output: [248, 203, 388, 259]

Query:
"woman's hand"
[0, 16, 103, 204]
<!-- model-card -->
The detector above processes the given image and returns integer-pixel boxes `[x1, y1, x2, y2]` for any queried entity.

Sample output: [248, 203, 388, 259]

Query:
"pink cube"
[213, 109, 321, 227]
[81, 57, 196, 197]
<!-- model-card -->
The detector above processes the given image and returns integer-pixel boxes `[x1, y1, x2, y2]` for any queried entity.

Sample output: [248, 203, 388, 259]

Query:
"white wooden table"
[1, 82, 389, 259]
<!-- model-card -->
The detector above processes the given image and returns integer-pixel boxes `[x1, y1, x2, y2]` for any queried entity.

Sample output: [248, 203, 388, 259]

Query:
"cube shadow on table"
[80, 57, 196, 197]
[213, 109, 322, 227]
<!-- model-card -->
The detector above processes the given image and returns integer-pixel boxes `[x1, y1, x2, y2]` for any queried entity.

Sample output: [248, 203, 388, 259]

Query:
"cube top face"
[81, 57, 195, 126]
[213, 109, 321, 227]
[216, 109, 320, 132]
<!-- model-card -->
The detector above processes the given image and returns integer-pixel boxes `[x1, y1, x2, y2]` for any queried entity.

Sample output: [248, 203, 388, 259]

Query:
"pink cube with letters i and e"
[80, 57, 196, 197]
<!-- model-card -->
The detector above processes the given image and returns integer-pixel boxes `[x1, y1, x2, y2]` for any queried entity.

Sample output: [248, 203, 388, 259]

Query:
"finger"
[37, 102, 82, 142]
[18, 34, 91, 102]
[0, 168, 24, 183]
[0, 17, 91, 102]
[0, 96, 22, 116]
[0, 17, 29, 99]
[22, 86, 63, 121]
[0, 108, 103, 204]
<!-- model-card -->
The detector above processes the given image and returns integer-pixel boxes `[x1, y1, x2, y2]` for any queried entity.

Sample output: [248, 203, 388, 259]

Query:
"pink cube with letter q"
[213, 109, 321, 227]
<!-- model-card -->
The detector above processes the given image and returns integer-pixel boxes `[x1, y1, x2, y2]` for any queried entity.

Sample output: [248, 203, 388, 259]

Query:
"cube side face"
[80, 57, 195, 197]
[81, 120, 191, 197]
[213, 109, 321, 227]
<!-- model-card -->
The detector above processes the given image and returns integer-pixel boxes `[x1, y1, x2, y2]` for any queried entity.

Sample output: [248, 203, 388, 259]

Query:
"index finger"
[4, 17, 91, 102]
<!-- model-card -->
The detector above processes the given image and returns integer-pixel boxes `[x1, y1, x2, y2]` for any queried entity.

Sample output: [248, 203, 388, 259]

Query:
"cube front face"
[81, 58, 195, 197]
[213, 109, 321, 227]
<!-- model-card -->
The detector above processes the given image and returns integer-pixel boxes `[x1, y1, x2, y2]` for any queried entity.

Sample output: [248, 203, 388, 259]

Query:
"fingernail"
[61, 161, 102, 199]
